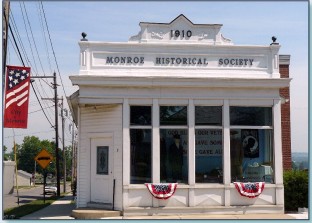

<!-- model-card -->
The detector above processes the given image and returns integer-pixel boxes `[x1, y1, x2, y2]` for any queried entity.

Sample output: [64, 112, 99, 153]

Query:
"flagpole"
[13, 132, 20, 205]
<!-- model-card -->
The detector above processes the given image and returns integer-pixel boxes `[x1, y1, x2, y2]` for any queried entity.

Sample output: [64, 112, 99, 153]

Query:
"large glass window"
[160, 105, 188, 183]
[160, 129, 188, 183]
[130, 106, 152, 184]
[195, 106, 223, 183]
[230, 107, 274, 183]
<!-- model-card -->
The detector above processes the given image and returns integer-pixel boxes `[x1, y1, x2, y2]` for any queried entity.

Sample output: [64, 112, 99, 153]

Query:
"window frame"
[229, 105, 274, 184]
[159, 105, 189, 184]
[129, 105, 153, 184]
[194, 105, 223, 184]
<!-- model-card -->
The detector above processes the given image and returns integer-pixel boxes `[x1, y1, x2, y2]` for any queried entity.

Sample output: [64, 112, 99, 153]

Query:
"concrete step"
[72, 208, 122, 219]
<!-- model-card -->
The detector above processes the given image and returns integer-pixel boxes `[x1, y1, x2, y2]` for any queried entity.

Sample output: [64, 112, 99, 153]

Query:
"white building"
[68, 15, 291, 215]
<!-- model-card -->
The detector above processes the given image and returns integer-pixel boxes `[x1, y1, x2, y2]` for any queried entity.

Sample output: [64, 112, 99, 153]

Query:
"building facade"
[68, 15, 291, 215]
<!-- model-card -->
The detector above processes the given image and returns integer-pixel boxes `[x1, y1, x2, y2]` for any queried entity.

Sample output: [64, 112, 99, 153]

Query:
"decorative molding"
[151, 32, 164, 39]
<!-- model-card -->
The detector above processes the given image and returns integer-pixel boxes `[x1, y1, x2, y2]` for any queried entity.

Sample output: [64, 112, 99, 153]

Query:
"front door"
[90, 137, 113, 205]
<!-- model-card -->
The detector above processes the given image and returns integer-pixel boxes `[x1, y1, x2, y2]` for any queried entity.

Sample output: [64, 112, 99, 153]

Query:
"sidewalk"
[20, 193, 308, 220]
[20, 193, 75, 220]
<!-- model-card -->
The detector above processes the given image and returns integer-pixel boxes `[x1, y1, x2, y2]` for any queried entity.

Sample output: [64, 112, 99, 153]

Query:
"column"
[223, 100, 231, 206]
[188, 99, 195, 206]
[122, 99, 130, 209]
[152, 99, 160, 207]
[273, 99, 284, 205]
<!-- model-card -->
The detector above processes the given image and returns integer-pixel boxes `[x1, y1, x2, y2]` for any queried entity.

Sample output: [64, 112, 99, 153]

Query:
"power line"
[20, 2, 53, 102]
[16, 3, 55, 120]
[30, 81, 54, 127]
[40, 2, 67, 98]
[4, 129, 55, 139]
[37, 2, 53, 75]
[6, 14, 54, 128]
[10, 8, 53, 91]
[22, 2, 47, 76]
[29, 105, 54, 114]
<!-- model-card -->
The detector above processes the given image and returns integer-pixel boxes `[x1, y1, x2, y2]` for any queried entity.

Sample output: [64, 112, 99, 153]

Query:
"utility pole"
[53, 72, 61, 196]
[2, 1, 10, 89]
[31, 74, 60, 196]
[60, 97, 66, 193]
[71, 120, 75, 189]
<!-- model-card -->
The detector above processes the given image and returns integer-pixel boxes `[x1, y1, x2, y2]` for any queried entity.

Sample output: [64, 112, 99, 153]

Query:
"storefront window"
[195, 106, 223, 183]
[230, 107, 274, 183]
[160, 129, 188, 183]
[130, 106, 152, 184]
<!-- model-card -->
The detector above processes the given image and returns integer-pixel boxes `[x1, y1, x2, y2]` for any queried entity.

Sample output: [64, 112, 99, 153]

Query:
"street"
[3, 183, 72, 210]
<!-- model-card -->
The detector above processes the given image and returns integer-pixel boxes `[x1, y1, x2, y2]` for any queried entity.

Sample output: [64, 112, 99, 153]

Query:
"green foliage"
[283, 170, 308, 212]
[15, 136, 73, 180]
[16, 136, 56, 175]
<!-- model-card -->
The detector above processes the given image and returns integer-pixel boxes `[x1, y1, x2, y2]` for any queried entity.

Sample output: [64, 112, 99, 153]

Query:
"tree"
[3, 145, 9, 161]
[17, 136, 56, 175]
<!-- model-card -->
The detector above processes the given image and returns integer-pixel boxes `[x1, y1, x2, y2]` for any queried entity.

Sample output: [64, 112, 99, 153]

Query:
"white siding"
[77, 104, 123, 210]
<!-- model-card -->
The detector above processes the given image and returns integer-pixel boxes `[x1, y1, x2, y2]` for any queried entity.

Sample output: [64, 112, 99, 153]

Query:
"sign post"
[34, 149, 54, 203]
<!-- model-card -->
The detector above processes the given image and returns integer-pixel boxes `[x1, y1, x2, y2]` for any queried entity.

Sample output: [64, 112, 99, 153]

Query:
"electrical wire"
[40, 1, 67, 98]
[6, 10, 54, 128]
[17, 3, 55, 120]
[4, 129, 55, 139]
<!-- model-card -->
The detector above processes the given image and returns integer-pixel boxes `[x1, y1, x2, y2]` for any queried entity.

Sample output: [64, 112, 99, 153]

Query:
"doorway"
[90, 137, 113, 205]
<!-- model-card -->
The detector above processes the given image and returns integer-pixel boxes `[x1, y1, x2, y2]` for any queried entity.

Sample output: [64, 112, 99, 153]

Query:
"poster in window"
[241, 130, 259, 158]
[97, 146, 108, 174]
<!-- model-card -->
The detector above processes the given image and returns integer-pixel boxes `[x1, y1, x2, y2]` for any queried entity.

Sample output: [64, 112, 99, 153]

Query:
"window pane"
[160, 106, 187, 125]
[160, 129, 188, 183]
[230, 107, 272, 126]
[230, 129, 274, 183]
[130, 129, 151, 184]
[97, 146, 108, 175]
[195, 106, 222, 126]
[130, 106, 151, 126]
[195, 129, 223, 183]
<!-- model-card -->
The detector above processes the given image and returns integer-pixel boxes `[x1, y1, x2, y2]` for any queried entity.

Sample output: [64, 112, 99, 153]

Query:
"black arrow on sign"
[38, 156, 51, 161]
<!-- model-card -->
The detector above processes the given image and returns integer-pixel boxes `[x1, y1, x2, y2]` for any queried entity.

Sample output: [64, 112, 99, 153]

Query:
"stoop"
[71, 208, 122, 219]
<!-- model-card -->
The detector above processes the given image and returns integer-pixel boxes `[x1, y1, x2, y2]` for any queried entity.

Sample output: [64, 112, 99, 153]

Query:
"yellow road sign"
[35, 149, 53, 169]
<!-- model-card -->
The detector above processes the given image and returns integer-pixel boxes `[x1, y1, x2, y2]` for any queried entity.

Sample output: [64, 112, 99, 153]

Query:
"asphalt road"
[3, 183, 72, 210]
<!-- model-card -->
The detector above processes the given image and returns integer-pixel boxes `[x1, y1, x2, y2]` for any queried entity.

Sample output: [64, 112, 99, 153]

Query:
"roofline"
[139, 14, 222, 26]
[70, 75, 291, 89]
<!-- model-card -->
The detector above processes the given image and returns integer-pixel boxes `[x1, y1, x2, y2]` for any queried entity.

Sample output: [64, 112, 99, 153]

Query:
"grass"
[4, 195, 64, 219]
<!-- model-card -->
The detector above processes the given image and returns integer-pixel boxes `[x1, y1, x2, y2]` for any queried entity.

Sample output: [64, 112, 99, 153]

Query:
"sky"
[2, 1, 309, 154]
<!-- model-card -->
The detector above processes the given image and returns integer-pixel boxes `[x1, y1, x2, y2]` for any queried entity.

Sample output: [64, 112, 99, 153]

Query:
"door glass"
[97, 146, 108, 175]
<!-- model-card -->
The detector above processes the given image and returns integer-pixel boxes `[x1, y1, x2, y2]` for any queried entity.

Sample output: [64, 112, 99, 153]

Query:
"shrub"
[283, 170, 308, 212]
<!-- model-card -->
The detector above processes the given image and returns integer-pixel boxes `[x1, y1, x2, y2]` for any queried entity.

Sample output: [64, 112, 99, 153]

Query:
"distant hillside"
[292, 152, 309, 169]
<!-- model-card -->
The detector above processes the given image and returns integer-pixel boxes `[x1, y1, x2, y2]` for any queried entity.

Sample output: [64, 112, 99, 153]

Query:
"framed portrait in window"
[242, 130, 259, 158]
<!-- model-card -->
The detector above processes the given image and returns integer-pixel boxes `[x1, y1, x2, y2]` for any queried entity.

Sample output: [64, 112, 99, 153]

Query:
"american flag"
[145, 183, 178, 199]
[5, 66, 30, 108]
[4, 66, 31, 128]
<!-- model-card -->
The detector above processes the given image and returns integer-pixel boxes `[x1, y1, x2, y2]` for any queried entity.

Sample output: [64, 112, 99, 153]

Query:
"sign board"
[34, 149, 53, 169]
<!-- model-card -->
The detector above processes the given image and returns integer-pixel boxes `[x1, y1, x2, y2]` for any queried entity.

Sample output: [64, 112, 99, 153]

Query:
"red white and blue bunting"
[145, 183, 178, 200]
[234, 182, 265, 198]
